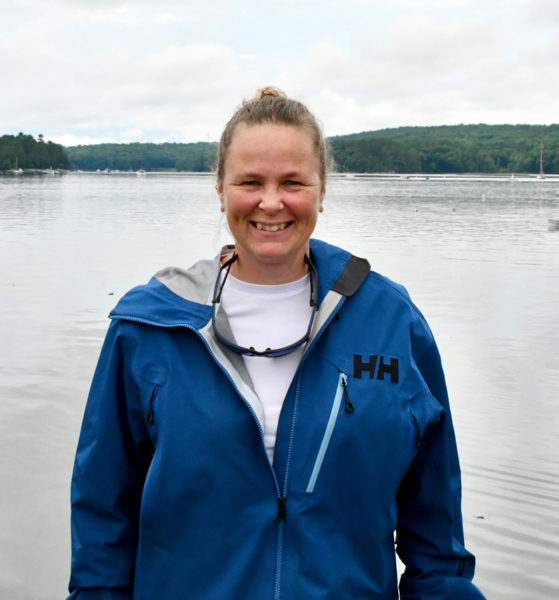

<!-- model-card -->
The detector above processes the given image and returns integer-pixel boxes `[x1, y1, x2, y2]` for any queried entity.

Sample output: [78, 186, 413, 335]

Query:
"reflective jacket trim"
[306, 371, 347, 493]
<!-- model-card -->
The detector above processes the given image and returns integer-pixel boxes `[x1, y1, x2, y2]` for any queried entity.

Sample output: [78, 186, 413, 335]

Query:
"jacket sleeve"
[396, 340, 486, 600]
[67, 320, 153, 600]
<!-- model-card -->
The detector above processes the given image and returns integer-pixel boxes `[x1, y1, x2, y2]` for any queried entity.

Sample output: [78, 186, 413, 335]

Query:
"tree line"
[65, 124, 558, 174]
[67, 141, 217, 172]
[0, 133, 69, 171]
[3, 125, 558, 174]
[331, 124, 559, 174]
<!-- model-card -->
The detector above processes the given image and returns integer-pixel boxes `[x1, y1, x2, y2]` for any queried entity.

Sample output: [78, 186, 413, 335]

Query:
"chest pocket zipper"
[341, 375, 354, 413]
[306, 372, 352, 493]
[145, 384, 158, 444]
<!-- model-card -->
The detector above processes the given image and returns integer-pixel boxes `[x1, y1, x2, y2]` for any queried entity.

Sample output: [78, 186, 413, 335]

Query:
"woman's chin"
[233, 244, 309, 282]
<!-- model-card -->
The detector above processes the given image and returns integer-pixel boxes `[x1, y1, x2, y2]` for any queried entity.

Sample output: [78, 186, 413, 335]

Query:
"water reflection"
[1, 173, 558, 599]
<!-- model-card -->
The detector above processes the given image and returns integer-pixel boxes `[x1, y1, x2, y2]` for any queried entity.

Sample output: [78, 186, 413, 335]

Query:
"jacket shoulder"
[366, 270, 419, 313]
[360, 269, 436, 359]
[108, 259, 216, 329]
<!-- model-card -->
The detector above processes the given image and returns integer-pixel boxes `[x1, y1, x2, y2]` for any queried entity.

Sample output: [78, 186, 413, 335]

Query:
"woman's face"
[217, 123, 324, 284]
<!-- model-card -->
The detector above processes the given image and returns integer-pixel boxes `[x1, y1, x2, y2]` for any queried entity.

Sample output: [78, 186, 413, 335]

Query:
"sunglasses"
[211, 253, 318, 358]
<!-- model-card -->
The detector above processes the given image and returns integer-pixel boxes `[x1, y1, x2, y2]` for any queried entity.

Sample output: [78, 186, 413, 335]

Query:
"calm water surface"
[1, 173, 558, 599]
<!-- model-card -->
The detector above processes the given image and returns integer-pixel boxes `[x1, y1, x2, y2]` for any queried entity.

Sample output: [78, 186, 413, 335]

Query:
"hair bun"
[250, 86, 288, 103]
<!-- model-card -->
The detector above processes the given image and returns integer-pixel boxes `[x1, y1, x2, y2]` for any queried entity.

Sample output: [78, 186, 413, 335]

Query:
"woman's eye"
[285, 180, 301, 186]
[242, 180, 259, 187]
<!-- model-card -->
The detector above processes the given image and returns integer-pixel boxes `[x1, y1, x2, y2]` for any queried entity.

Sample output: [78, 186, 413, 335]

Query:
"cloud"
[52, 134, 123, 146]
[278, 12, 559, 132]
[291, 16, 505, 95]
[525, 0, 559, 25]
[0, 9, 259, 142]
[1, 1, 557, 144]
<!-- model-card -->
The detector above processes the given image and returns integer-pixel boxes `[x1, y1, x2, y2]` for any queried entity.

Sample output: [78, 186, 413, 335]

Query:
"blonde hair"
[217, 86, 329, 190]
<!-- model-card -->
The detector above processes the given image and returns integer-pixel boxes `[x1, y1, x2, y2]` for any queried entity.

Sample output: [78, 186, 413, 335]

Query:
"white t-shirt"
[220, 273, 313, 462]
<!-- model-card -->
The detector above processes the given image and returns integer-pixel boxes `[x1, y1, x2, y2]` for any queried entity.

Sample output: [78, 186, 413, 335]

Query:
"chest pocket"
[136, 368, 168, 448]
[306, 371, 353, 493]
[290, 352, 442, 497]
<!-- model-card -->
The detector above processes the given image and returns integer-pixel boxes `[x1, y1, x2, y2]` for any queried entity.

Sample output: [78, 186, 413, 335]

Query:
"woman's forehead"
[227, 124, 316, 162]
[230, 122, 314, 145]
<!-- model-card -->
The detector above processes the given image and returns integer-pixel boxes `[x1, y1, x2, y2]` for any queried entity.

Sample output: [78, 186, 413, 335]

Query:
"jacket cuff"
[66, 588, 132, 600]
[400, 575, 487, 599]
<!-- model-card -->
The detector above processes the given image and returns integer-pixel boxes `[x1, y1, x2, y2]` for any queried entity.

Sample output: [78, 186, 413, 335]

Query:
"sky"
[1, 0, 558, 146]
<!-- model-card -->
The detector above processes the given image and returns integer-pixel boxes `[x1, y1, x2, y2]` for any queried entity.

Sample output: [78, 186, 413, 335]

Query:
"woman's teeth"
[255, 222, 288, 232]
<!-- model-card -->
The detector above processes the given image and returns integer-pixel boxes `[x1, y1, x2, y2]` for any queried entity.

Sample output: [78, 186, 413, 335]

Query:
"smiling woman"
[217, 122, 324, 283]
[67, 87, 486, 600]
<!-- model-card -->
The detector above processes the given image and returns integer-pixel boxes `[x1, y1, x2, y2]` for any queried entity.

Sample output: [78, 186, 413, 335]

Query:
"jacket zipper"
[306, 371, 351, 494]
[268, 293, 346, 598]
[410, 412, 426, 450]
[273, 372, 301, 600]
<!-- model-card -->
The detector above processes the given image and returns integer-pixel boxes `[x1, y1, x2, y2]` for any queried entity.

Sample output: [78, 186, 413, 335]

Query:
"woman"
[68, 88, 486, 599]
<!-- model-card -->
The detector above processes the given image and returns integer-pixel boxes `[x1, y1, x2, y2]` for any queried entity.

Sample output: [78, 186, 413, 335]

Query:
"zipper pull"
[341, 375, 354, 413]
[276, 497, 287, 522]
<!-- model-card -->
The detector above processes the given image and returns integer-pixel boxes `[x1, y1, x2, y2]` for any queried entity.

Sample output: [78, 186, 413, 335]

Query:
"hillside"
[64, 124, 559, 174]
[331, 124, 559, 173]
[66, 141, 217, 172]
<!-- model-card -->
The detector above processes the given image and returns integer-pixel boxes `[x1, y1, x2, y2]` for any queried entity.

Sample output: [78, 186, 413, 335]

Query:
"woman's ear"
[217, 182, 225, 213]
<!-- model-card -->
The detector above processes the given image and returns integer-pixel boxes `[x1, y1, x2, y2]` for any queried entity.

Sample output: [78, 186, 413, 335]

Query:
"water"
[1, 172, 558, 599]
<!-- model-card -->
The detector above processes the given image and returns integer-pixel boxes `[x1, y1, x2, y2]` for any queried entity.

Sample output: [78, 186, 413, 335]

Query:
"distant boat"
[136, 168, 146, 176]
[10, 157, 23, 175]
[548, 219, 559, 231]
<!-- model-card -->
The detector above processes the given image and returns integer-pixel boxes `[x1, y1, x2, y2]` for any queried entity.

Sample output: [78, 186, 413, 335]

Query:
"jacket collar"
[109, 239, 369, 329]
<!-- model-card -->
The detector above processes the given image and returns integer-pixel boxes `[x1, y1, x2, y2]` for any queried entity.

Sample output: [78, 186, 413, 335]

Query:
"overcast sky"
[2, 0, 558, 146]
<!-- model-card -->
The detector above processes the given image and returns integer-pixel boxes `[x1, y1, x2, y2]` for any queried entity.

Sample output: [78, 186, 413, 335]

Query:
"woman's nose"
[258, 186, 283, 212]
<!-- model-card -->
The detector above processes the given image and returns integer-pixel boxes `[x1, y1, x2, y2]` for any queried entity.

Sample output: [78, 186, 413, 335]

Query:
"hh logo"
[353, 354, 399, 383]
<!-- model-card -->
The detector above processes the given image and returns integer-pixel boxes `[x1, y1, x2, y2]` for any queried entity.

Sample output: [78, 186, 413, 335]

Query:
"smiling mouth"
[253, 222, 290, 232]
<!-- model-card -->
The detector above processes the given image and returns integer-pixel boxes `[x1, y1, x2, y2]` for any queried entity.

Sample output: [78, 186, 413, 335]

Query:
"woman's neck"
[230, 254, 309, 285]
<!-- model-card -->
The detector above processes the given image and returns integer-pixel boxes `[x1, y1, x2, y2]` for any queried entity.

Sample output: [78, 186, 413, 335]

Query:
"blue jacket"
[68, 239, 485, 600]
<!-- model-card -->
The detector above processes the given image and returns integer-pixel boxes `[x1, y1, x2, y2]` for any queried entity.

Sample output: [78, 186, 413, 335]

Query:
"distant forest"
[65, 124, 559, 174]
[0, 133, 69, 170]
[66, 141, 217, 173]
[329, 124, 559, 174]
[3, 125, 558, 174]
